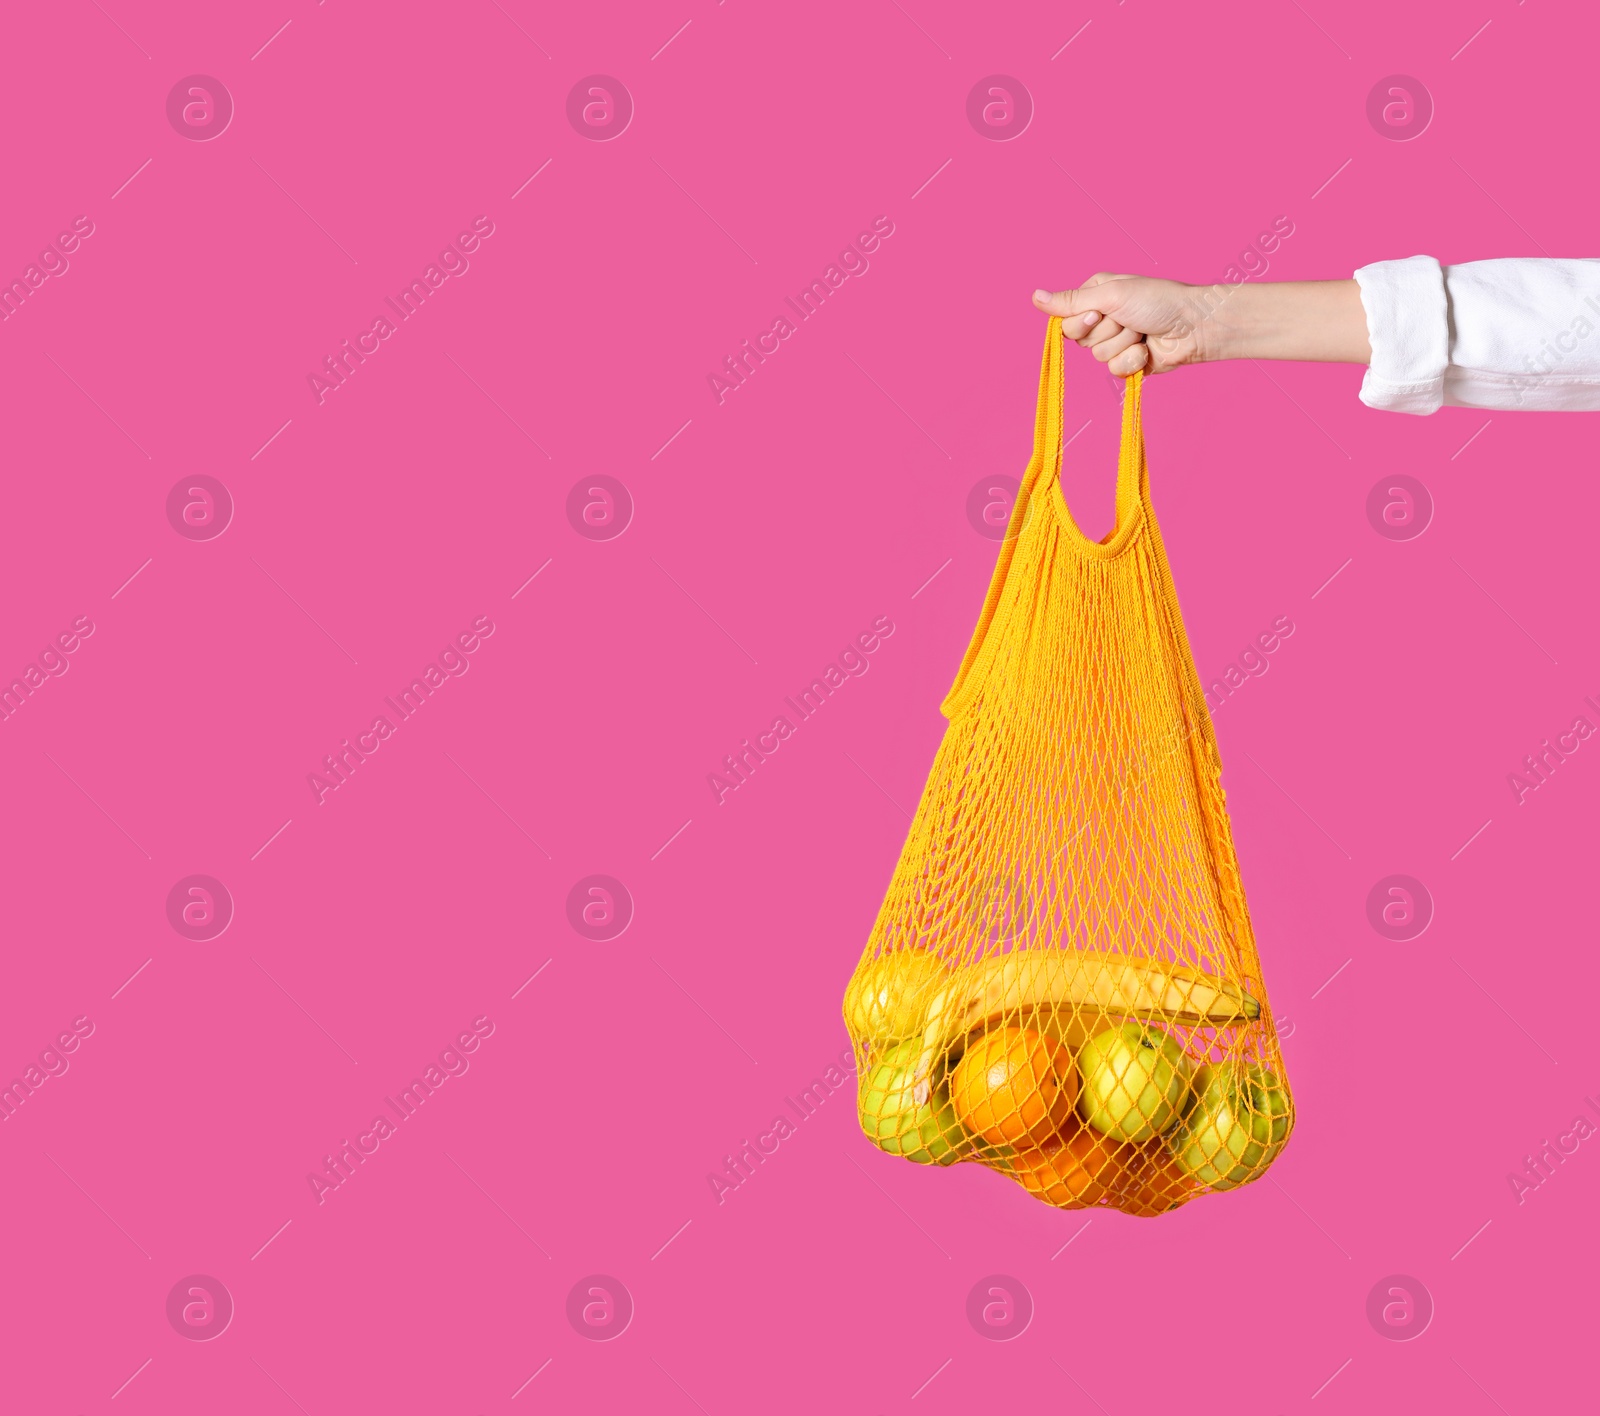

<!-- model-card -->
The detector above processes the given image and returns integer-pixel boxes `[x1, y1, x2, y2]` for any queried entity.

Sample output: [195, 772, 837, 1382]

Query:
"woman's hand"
[1032, 276, 1371, 374]
[1032, 275, 1215, 375]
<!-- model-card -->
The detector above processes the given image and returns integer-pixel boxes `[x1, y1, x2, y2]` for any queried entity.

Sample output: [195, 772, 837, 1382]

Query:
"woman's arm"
[1031, 275, 1369, 374]
[1035, 258, 1600, 413]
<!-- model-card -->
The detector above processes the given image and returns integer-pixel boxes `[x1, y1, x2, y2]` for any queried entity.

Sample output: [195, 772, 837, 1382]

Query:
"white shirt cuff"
[1353, 256, 1449, 414]
[1441, 258, 1600, 410]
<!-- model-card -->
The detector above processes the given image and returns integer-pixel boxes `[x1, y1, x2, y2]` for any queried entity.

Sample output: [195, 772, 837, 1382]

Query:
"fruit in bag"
[1010, 1125, 1126, 1209]
[1077, 1022, 1194, 1143]
[1114, 1143, 1195, 1217]
[951, 1026, 1078, 1147]
[845, 949, 945, 1048]
[1169, 1063, 1291, 1190]
[859, 1038, 966, 1165]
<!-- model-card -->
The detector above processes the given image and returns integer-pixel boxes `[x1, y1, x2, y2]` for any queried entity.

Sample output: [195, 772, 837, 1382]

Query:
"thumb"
[1032, 274, 1128, 321]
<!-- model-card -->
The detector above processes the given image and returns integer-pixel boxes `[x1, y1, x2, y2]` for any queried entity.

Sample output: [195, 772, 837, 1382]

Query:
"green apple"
[1252, 1066, 1292, 1147]
[859, 1038, 966, 1164]
[1169, 1064, 1292, 1190]
[1077, 1023, 1194, 1143]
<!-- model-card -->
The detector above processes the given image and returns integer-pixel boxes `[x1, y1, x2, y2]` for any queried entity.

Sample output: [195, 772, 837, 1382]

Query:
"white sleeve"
[1353, 256, 1600, 413]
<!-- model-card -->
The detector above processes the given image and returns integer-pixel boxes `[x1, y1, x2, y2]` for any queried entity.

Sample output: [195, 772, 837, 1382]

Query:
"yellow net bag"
[845, 318, 1292, 1217]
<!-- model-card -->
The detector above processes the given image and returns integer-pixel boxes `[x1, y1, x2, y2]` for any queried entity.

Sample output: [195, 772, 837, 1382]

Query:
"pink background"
[3, 0, 1595, 1411]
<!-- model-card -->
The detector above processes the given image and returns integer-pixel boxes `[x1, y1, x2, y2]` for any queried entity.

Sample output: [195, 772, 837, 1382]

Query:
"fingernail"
[1082, 311, 1100, 327]
[1031, 289, 1049, 303]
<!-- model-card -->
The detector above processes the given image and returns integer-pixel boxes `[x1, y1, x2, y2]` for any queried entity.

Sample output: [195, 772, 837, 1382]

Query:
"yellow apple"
[844, 949, 944, 1047]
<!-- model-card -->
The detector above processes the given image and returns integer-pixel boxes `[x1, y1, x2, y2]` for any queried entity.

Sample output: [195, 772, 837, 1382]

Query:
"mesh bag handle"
[945, 317, 1150, 717]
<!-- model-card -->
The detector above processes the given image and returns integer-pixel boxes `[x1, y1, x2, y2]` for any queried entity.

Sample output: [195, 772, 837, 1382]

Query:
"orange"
[951, 1026, 1078, 1147]
[1010, 1125, 1126, 1209]
[1113, 1142, 1194, 1218]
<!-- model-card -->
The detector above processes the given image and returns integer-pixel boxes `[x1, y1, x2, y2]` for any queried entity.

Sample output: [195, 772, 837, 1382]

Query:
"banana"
[910, 950, 1260, 1101]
